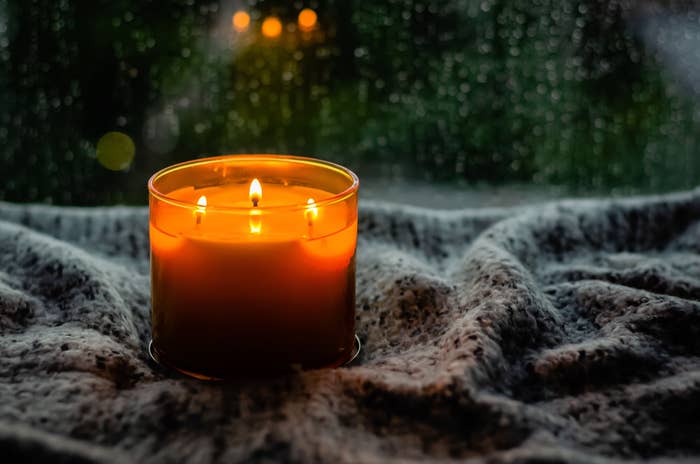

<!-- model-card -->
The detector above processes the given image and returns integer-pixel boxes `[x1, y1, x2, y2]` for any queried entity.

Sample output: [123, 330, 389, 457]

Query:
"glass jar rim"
[148, 154, 359, 212]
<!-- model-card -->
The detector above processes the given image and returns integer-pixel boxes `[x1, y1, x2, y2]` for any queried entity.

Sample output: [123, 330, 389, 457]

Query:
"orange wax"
[148, 155, 359, 379]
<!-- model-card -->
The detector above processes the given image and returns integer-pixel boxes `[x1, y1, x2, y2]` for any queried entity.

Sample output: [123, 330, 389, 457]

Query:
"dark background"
[1, 0, 699, 205]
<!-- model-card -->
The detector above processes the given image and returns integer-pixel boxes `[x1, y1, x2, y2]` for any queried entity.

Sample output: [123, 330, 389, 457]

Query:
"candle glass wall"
[148, 155, 358, 379]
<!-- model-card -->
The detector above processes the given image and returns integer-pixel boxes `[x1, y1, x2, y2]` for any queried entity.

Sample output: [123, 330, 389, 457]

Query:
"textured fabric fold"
[1, 191, 699, 462]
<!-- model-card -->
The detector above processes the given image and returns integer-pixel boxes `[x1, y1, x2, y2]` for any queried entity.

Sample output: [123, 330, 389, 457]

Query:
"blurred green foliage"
[0, 0, 698, 205]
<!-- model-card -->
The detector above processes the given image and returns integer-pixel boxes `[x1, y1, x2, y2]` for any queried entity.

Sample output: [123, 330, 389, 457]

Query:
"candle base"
[147, 335, 362, 381]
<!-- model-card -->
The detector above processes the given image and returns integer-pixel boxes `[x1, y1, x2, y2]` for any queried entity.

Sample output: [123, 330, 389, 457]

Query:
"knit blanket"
[1, 191, 699, 463]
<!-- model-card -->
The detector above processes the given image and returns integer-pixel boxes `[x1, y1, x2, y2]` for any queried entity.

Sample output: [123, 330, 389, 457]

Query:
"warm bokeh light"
[261, 17, 282, 38]
[298, 9, 317, 32]
[232, 11, 250, 32]
[249, 178, 262, 206]
[96, 131, 135, 171]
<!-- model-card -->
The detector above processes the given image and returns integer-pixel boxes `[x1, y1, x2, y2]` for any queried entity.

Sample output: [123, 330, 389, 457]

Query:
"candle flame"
[194, 195, 207, 225]
[305, 198, 318, 225]
[249, 178, 262, 207]
[249, 209, 262, 234]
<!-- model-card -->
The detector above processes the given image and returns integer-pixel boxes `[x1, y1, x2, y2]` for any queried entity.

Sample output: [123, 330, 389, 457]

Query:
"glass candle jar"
[148, 155, 359, 379]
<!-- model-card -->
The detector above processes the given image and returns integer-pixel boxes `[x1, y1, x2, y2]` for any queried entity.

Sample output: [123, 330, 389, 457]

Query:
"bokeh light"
[261, 17, 282, 38]
[96, 132, 135, 171]
[4, 2, 700, 205]
[298, 9, 317, 32]
[232, 11, 250, 33]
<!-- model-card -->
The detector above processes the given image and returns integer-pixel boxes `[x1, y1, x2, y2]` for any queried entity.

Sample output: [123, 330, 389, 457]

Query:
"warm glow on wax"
[148, 155, 359, 379]
[249, 209, 262, 234]
[232, 11, 250, 32]
[249, 178, 262, 207]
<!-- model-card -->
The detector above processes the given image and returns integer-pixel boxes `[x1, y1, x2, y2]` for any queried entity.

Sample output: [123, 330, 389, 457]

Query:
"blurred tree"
[0, 0, 698, 204]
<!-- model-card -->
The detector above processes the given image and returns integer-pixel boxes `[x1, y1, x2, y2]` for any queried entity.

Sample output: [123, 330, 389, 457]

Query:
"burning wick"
[305, 198, 318, 237]
[249, 178, 262, 208]
[248, 179, 263, 234]
[195, 195, 207, 225]
[305, 198, 318, 226]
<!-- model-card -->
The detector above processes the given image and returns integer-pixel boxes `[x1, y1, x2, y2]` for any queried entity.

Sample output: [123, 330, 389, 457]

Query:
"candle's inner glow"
[249, 178, 262, 207]
[249, 209, 262, 234]
[162, 180, 354, 239]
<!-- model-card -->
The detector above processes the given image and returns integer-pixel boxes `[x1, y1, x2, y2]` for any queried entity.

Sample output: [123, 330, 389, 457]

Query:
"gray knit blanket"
[1, 191, 700, 463]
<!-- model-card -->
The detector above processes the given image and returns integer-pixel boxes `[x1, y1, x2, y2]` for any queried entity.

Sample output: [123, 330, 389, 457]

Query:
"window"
[1, 1, 698, 205]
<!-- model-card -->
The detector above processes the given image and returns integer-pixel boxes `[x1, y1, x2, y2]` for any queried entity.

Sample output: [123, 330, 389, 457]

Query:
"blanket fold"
[1, 191, 699, 463]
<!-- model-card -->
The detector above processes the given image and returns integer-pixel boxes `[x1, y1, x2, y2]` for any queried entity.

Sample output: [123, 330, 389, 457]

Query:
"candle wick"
[196, 215, 202, 225]
[252, 198, 259, 208]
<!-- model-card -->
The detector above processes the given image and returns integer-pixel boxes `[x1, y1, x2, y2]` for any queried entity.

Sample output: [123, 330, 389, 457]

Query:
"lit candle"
[194, 195, 207, 225]
[305, 197, 318, 237]
[249, 178, 262, 234]
[148, 155, 359, 379]
[249, 178, 262, 207]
